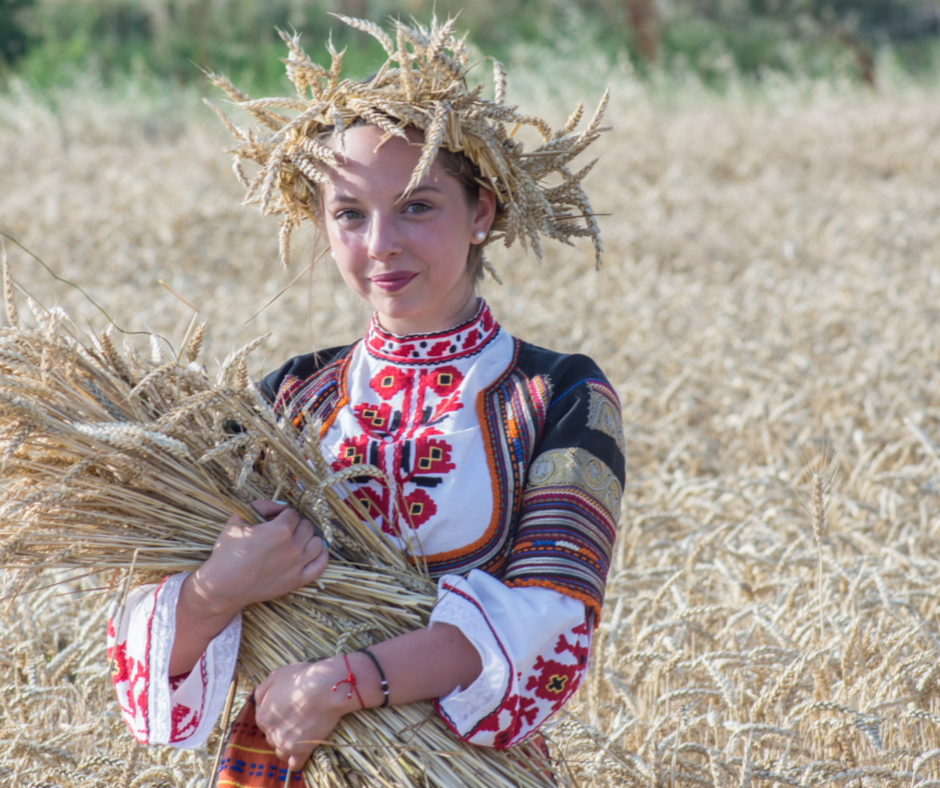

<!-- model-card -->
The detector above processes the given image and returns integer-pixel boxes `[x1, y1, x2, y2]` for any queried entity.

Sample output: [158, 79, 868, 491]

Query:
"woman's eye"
[405, 202, 432, 214]
[335, 209, 362, 222]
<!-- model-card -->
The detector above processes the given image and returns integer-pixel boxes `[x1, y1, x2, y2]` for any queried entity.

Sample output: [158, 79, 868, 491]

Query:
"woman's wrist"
[181, 570, 244, 623]
[312, 652, 387, 715]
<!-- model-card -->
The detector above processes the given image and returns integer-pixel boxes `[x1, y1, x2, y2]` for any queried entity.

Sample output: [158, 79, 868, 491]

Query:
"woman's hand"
[169, 500, 328, 676]
[254, 657, 361, 771]
[189, 500, 329, 616]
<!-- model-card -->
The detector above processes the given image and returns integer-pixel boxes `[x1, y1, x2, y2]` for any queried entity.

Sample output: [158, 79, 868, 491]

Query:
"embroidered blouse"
[107, 301, 625, 750]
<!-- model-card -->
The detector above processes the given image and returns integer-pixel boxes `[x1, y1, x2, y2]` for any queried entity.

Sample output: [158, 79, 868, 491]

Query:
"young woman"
[107, 17, 623, 786]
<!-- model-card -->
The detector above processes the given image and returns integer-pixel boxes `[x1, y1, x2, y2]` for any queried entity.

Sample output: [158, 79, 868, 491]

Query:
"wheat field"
[1, 67, 940, 787]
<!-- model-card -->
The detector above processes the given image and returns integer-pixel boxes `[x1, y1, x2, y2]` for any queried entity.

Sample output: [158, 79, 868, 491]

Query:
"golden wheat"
[1, 67, 940, 786]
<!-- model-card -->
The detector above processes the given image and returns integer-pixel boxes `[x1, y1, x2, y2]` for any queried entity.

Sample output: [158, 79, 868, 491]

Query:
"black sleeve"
[501, 344, 625, 620]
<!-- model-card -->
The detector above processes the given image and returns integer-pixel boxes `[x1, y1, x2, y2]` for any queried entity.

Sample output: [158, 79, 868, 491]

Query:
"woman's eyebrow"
[328, 193, 362, 205]
[396, 185, 444, 200]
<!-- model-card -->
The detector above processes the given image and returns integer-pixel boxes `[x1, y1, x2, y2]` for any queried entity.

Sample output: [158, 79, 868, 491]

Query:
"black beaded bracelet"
[357, 647, 389, 708]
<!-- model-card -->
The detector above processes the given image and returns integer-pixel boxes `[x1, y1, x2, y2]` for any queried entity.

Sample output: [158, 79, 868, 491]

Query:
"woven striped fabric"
[214, 695, 304, 788]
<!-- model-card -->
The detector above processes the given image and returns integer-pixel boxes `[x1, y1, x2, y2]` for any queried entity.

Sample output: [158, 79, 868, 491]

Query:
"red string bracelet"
[331, 653, 365, 710]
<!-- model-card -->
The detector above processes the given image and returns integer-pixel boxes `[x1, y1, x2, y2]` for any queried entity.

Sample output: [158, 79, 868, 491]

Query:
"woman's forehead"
[322, 125, 452, 197]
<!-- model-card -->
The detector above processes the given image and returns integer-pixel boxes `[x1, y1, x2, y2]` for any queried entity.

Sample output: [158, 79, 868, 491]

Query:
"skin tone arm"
[168, 500, 482, 771]
[255, 621, 482, 770]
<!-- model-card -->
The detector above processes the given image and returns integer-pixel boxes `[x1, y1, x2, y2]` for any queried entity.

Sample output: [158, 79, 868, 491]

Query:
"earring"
[474, 230, 486, 242]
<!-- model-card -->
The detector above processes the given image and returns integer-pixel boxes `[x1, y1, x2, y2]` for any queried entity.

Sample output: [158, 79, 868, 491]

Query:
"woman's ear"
[470, 186, 497, 242]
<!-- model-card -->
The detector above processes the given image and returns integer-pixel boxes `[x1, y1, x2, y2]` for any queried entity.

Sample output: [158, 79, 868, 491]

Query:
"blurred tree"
[626, 0, 659, 61]
[0, 0, 34, 69]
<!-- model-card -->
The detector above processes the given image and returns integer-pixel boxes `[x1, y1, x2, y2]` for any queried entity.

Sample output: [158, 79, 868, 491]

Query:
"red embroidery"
[404, 489, 437, 527]
[370, 366, 413, 399]
[473, 690, 541, 749]
[525, 656, 581, 707]
[426, 366, 463, 396]
[427, 340, 451, 357]
[110, 641, 131, 684]
[170, 702, 200, 741]
[350, 487, 386, 522]
[329, 305, 504, 539]
[352, 402, 393, 436]
[412, 435, 455, 475]
[554, 632, 589, 668]
[335, 435, 370, 467]
[495, 696, 539, 748]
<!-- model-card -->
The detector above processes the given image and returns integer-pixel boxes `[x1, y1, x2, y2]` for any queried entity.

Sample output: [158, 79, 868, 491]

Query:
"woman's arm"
[169, 499, 329, 676]
[254, 622, 482, 771]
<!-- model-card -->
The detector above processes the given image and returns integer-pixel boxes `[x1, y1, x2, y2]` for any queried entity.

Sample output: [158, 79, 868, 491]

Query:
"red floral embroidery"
[495, 696, 539, 748]
[353, 402, 393, 435]
[404, 489, 437, 527]
[109, 641, 131, 684]
[427, 340, 452, 358]
[171, 702, 200, 741]
[425, 366, 463, 396]
[370, 366, 413, 399]
[525, 656, 581, 707]
[335, 436, 369, 468]
[348, 487, 387, 526]
[475, 692, 540, 748]
[412, 435, 455, 475]
[462, 329, 479, 349]
[554, 631, 589, 669]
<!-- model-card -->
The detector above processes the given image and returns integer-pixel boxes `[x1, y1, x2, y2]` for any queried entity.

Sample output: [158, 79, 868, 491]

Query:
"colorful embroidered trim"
[501, 485, 618, 623]
[420, 341, 551, 577]
[365, 300, 501, 366]
[273, 348, 354, 437]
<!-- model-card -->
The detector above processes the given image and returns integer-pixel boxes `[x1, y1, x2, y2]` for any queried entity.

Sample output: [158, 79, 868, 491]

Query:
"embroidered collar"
[365, 301, 501, 366]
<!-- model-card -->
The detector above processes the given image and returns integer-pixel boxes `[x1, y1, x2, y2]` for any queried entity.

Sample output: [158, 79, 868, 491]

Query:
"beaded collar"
[364, 300, 501, 366]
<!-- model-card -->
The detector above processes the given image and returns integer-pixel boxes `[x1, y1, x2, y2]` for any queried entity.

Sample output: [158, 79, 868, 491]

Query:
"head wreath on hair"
[205, 15, 610, 277]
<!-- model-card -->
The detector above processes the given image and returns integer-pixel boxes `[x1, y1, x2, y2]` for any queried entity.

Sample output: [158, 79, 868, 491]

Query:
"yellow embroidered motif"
[527, 448, 622, 518]
[586, 381, 626, 456]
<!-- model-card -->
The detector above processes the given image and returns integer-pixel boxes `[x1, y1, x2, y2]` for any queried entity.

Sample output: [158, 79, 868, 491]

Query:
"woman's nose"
[367, 213, 402, 261]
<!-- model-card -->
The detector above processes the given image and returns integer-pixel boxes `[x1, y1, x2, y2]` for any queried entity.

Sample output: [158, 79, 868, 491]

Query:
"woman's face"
[321, 124, 495, 336]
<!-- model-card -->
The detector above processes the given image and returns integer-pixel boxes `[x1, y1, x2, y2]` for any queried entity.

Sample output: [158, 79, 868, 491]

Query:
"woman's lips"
[370, 272, 417, 292]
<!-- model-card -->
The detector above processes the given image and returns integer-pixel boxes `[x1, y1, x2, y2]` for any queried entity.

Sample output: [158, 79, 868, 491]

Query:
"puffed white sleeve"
[106, 572, 242, 748]
[429, 569, 591, 749]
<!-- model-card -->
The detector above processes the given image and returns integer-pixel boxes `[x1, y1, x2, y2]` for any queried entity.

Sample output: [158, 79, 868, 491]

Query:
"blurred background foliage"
[0, 0, 939, 93]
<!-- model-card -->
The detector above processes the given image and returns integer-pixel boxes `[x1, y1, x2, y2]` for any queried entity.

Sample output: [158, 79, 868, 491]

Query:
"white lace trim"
[146, 573, 242, 749]
[430, 574, 510, 735]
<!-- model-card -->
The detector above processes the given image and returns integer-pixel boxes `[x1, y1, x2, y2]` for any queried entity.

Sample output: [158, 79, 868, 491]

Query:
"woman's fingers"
[251, 498, 290, 519]
[288, 750, 312, 772]
[300, 543, 329, 585]
[254, 676, 271, 707]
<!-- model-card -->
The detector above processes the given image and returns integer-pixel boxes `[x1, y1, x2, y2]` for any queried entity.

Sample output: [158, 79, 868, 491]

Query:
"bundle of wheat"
[0, 259, 559, 788]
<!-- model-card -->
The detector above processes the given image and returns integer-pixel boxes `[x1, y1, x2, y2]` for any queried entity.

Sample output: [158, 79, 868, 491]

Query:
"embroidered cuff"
[430, 574, 511, 736]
